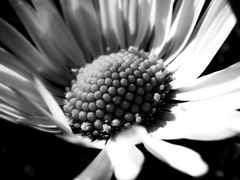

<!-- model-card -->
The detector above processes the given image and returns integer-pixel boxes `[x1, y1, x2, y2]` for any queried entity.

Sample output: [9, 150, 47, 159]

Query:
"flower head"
[64, 46, 173, 140]
[0, 0, 240, 179]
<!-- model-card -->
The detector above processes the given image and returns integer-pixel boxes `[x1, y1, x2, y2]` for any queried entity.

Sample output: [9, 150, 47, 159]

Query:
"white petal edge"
[122, 0, 138, 46]
[172, 62, 240, 100]
[106, 126, 147, 180]
[60, 134, 106, 150]
[0, 64, 44, 105]
[60, 0, 103, 58]
[152, 107, 240, 141]
[105, 0, 126, 49]
[33, 76, 72, 133]
[106, 141, 144, 180]
[10, 0, 85, 68]
[99, 0, 118, 51]
[134, 0, 153, 48]
[143, 136, 208, 177]
[0, 83, 41, 115]
[164, 0, 205, 62]
[175, 90, 240, 111]
[14, 77, 105, 149]
[0, 103, 24, 120]
[151, 0, 174, 56]
[0, 18, 55, 73]
[168, 0, 236, 87]
[74, 149, 113, 180]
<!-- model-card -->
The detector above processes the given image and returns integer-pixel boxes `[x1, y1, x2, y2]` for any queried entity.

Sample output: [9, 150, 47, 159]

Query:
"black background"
[1, 0, 240, 179]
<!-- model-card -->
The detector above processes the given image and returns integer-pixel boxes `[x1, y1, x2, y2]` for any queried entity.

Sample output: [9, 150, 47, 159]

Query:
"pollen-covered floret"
[63, 46, 172, 140]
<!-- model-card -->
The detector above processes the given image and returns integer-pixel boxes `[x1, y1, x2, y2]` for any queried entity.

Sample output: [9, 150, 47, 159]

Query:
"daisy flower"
[0, 0, 239, 179]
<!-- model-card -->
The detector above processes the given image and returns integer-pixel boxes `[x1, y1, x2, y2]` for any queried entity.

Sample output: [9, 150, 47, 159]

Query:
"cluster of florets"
[63, 47, 172, 140]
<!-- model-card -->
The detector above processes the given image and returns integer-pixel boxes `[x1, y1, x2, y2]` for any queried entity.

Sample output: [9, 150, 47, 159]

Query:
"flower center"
[63, 47, 172, 140]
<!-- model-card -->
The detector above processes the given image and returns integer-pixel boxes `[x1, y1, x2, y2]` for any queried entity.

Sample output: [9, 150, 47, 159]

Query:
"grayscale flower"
[0, 0, 239, 179]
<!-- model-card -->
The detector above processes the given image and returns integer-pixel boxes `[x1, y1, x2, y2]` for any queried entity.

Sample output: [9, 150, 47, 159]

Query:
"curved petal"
[168, 0, 236, 87]
[123, 0, 153, 48]
[0, 18, 55, 74]
[60, 135, 106, 149]
[0, 65, 44, 108]
[106, 126, 147, 180]
[122, 0, 138, 46]
[0, 84, 42, 116]
[152, 106, 240, 141]
[143, 136, 208, 177]
[60, 0, 103, 59]
[0, 100, 59, 132]
[173, 62, 240, 100]
[0, 48, 69, 86]
[151, 0, 174, 56]
[0, 112, 21, 124]
[98, 0, 118, 51]
[0, 51, 66, 98]
[0, 65, 37, 97]
[164, 0, 205, 63]
[133, 0, 153, 48]
[99, 0, 126, 50]
[175, 90, 240, 111]
[0, 102, 26, 120]
[111, 125, 147, 145]
[33, 76, 72, 133]
[16, 116, 61, 134]
[109, 0, 127, 49]
[0, 48, 34, 78]
[10, 0, 85, 68]
[106, 141, 144, 180]
[29, 78, 103, 147]
[74, 149, 113, 180]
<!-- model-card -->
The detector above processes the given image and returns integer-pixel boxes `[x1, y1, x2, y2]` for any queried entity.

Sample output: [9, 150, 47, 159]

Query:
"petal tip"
[188, 160, 209, 177]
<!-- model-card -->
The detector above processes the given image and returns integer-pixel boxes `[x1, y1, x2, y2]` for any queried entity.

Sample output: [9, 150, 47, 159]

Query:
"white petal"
[143, 136, 208, 177]
[11, 0, 85, 68]
[0, 102, 57, 129]
[176, 91, 240, 111]
[99, 0, 118, 51]
[0, 48, 34, 78]
[0, 83, 41, 115]
[112, 125, 147, 145]
[33, 76, 72, 133]
[0, 47, 69, 86]
[134, 0, 153, 48]
[0, 103, 24, 119]
[0, 83, 68, 134]
[0, 19, 55, 74]
[28, 78, 103, 148]
[0, 64, 44, 105]
[60, 0, 103, 59]
[74, 149, 113, 180]
[122, 0, 138, 46]
[168, 0, 236, 86]
[106, 140, 144, 180]
[152, 106, 240, 141]
[0, 64, 31, 88]
[109, 0, 127, 49]
[173, 62, 240, 100]
[151, 0, 174, 56]
[99, 0, 126, 49]
[164, 0, 205, 63]
[19, 116, 58, 127]
[0, 113, 19, 124]
[105, 126, 147, 180]
[60, 135, 106, 150]
[16, 117, 61, 134]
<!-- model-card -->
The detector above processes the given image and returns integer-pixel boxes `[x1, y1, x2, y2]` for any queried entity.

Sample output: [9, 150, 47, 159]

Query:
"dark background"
[1, 0, 240, 179]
